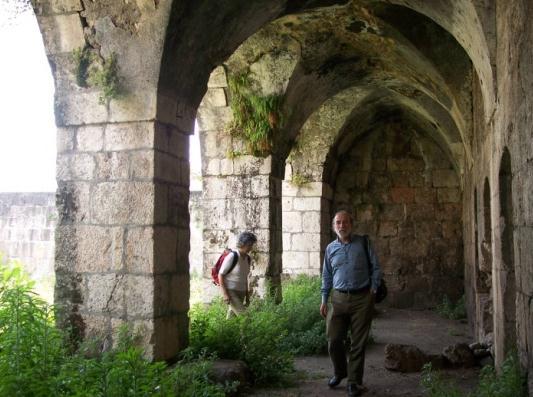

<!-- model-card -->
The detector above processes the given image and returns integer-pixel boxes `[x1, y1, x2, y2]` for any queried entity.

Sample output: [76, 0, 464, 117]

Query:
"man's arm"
[320, 248, 332, 318]
[219, 275, 230, 304]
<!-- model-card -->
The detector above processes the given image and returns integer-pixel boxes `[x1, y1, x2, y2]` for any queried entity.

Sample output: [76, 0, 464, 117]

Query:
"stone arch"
[497, 147, 516, 356]
[32, 0, 498, 362]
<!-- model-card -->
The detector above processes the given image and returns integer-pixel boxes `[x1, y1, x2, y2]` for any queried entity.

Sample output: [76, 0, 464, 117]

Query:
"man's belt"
[335, 286, 370, 295]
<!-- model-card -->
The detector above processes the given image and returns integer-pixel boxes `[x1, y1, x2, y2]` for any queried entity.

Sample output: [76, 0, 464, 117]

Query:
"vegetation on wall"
[227, 71, 284, 157]
[72, 46, 121, 104]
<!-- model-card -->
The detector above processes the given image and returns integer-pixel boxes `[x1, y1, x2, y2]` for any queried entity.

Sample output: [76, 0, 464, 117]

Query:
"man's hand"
[320, 303, 328, 318]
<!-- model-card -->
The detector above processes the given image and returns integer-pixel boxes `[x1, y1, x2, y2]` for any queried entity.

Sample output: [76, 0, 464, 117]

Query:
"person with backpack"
[218, 231, 257, 318]
[320, 210, 382, 397]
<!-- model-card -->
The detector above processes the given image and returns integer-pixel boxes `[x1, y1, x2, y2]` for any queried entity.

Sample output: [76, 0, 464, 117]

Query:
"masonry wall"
[0, 193, 56, 301]
[333, 122, 464, 308]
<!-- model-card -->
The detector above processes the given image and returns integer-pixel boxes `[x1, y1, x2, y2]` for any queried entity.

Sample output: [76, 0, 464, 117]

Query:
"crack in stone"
[104, 274, 124, 312]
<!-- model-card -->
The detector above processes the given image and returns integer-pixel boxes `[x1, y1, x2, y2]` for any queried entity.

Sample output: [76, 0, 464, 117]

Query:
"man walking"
[320, 210, 381, 397]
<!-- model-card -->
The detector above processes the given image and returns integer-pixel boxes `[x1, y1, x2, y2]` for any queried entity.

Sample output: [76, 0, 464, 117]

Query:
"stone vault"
[32, 0, 533, 391]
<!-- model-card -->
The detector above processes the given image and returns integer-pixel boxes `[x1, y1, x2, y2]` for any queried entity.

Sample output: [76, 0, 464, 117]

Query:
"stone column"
[198, 67, 283, 299]
[55, 121, 190, 360]
[282, 173, 332, 276]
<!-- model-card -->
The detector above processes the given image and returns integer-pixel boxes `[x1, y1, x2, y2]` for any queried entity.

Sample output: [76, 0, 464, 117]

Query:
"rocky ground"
[244, 307, 481, 397]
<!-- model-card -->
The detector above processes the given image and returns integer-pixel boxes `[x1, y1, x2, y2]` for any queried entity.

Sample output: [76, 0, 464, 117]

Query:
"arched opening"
[498, 147, 516, 355]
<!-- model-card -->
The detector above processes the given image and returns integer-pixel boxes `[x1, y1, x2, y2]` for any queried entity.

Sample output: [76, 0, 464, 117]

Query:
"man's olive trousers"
[326, 289, 374, 385]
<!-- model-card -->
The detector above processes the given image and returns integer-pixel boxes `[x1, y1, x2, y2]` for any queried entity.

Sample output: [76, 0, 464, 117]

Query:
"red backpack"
[211, 249, 239, 286]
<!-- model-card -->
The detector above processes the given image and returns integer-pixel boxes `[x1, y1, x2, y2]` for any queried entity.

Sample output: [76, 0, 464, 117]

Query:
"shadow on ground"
[245, 307, 480, 397]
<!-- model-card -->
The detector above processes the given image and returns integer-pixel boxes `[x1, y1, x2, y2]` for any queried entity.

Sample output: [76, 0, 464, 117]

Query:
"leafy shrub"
[188, 275, 327, 384]
[435, 295, 466, 320]
[421, 363, 463, 397]
[0, 255, 226, 396]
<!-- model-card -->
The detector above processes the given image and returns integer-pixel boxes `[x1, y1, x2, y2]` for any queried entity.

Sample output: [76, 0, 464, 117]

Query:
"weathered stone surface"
[442, 343, 476, 367]
[384, 344, 432, 372]
[38, 14, 85, 54]
[105, 122, 155, 151]
[77, 125, 104, 152]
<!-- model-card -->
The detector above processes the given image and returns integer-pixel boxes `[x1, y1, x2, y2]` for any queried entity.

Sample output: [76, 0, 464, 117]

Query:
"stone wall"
[333, 122, 464, 308]
[0, 193, 56, 301]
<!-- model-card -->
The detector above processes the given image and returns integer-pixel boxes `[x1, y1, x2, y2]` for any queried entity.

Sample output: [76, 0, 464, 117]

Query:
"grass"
[435, 295, 466, 320]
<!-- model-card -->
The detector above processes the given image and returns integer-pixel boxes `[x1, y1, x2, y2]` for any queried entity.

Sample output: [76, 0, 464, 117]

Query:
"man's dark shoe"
[327, 374, 346, 388]
[347, 383, 362, 397]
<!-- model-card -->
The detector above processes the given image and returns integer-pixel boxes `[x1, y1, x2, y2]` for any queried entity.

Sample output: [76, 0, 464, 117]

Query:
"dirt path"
[246, 307, 481, 397]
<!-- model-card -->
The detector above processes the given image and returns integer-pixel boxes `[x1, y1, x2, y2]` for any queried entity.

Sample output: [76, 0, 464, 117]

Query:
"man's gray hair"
[237, 231, 258, 248]
[331, 210, 354, 229]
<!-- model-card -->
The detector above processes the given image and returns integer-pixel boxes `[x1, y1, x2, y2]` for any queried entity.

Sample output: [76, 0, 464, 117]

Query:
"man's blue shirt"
[321, 234, 381, 304]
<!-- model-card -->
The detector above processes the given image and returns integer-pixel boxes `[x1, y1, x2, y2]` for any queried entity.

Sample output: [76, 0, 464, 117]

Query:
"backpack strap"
[226, 250, 239, 275]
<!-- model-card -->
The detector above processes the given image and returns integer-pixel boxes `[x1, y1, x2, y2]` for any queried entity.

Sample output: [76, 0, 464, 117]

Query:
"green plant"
[72, 47, 121, 104]
[72, 46, 93, 87]
[227, 71, 284, 156]
[476, 353, 526, 397]
[421, 363, 463, 397]
[87, 52, 121, 104]
[435, 295, 466, 320]
[290, 172, 311, 187]
[421, 353, 527, 397]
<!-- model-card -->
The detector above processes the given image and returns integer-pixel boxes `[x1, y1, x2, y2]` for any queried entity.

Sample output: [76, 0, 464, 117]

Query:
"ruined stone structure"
[0, 193, 57, 301]
[32, 0, 533, 390]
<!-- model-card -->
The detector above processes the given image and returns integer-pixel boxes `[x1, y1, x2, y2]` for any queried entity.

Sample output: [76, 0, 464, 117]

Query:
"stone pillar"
[55, 121, 190, 360]
[198, 67, 283, 299]
[282, 175, 332, 276]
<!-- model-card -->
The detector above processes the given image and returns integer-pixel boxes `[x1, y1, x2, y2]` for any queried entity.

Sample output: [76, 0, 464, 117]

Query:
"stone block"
[125, 227, 154, 274]
[96, 152, 130, 180]
[166, 127, 189, 159]
[298, 182, 323, 197]
[154, 183, 169, 225]
[153, 315, 183, 360]
[77, 125, 104, 152]
[282, 233, 292, 250]
[203, 200, 233, 229]
[207, 66, 228, 88]
[38, 14, 85, 54]
[170, 274, 190, 312]
[200, 88, 227, 107]
[357, 204, 374, 222]
[432, 169, 459, 187]
[126, 275, 155, 318]
[391, 187, 415, 203]
[302, 211, 321, 233]
[85, 273, 125, 316]
[292, 233, 320, 252]
[283, 251, 309, 270]
[391, 171, 410, 187]
[154, 226, 178, 273]
[56, 181, 91, 224]
[91, 182, 154, 225]
[406, 204, 434, 221]
[293, 197, 321, 211]
[205, 159, 221, 176]
[220, 158, 234, 175]
[378, 221, 397, 237]
[155, 152, 180, 183]
[415, 188, 436, 204]
[197, 107, 233, 132]
[33, 0, 83, 15]
[282, 181, 299, 197]
[105, 122, 155, 151]
[437, 188, 461, 203]
[203, 177, 229, 199]
[57, 127, 75, 153]
[283, 211, 302, 233]
[76, 226, 123, 272]
[108, 89, 157, 125]
[55, 91, 109, 126]
[129, 150, 154, 179]
[282, 196, 293, 211]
